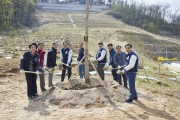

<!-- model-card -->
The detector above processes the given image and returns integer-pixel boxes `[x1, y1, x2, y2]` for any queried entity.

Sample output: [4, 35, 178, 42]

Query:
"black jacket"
[20, 51, 40, 71]
[47, 48, 57, 68]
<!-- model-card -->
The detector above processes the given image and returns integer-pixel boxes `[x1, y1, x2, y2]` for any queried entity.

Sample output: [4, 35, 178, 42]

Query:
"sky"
[141, 0, 180, 13]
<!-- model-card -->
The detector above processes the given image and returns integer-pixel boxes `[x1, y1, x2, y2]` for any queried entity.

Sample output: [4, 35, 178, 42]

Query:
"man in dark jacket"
[47, 42, 58, 87]
[36, 42, 47, 91]
[61, 42, 73, 81]
[113, 45, 128, 88]
[96, 42, 107, 80]
[20, 43, 40, 100]
[77, 42, 85, 78]
[106, 43, 117, 81]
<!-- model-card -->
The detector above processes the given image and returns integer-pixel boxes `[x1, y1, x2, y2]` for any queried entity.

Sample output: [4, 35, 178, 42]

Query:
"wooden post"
[84, 0, 90, 83]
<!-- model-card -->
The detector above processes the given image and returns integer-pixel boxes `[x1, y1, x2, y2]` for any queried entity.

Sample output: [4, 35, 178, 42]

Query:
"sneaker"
[124, 86, 129, 89]
[28, 96, 33, 100]
[41, 88, 47, 92]
[134, 97, 138, 100]
[48, 84, 53, 87]
[32, 94, 39, 98]
[125, 99, 133, 103]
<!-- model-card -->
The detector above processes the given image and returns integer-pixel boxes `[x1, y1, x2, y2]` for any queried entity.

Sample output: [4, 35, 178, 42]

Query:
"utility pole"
[84, 0, 90, 83]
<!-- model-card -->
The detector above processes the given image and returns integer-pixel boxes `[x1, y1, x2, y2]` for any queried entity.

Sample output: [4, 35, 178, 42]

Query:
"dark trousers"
[112, 69, 117, 81]
[25, 73, 37, 97]
[112, 70, 127, 87]
[39, 68, 45, 90]
[61, 64, 72, 81]
[118, 74, 128, 87]
[97, 63, 105, 80]
[48, 67, 54, 87]
[78, 64, 85, 78]
[127, 73, 137, 100]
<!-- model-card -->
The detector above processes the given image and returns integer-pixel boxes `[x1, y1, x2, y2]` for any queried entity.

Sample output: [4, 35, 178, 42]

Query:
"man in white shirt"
[96, 42, 107, 80]
[61, 42, 73, 81]
[121, 44, 139, 103]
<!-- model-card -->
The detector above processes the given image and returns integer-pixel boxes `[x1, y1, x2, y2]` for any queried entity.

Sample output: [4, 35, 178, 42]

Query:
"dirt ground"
[0, 73, 179, 120]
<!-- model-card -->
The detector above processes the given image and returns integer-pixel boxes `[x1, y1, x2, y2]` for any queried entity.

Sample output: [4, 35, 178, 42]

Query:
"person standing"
[113, 45, 128, 88]
[77, 43, 85, 79]
[106, 43, 117, 81]
[47, 42, 58, 87]
[96, 42, 107, 80]
[61, 42, 73, 81]
[121, 44, 139, 103]
[36, 42, 47, 91]
[20, 43, 40, 100]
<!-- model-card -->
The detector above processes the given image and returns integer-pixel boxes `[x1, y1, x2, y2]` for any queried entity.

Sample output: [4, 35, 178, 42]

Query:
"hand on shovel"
[116, 70, 125, 74]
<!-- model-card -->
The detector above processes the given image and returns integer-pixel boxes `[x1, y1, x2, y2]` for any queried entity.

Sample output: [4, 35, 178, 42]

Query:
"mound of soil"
[37, 78, 129, 109]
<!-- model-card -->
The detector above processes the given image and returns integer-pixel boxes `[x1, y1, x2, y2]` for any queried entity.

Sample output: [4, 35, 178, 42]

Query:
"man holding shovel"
[96, 42, 107, 80]
[113, 45, 128, 88]
[36, 42, 47, 92]
[77, 42, 85, 79]
[20, 43, 40, 100]
[120, 44, 139, 103]
[47, 42, 58, 87]
[106, 43, 117, 81]
[61, 42, 73, 81]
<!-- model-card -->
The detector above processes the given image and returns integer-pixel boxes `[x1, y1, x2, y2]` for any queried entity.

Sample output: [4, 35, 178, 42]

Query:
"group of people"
[20, 41, 74, 100]
[20, 41, 139, 103]
[96, 42, 139, 102]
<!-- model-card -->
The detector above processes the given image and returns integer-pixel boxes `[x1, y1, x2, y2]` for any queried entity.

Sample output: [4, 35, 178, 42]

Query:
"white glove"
[42, 66, 46, 70]
[118, 66, 121, 68]
[122, 70, 125, 73]
[67, 63, 70, 67]
[97, 58, 100, 61]
[105, 62, 110, 68]
[36, 71, 39, 75]
[20, 70, 23, 73]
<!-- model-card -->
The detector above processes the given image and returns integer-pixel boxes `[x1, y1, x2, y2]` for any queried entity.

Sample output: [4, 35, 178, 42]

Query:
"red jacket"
[36, 49, 46, 68]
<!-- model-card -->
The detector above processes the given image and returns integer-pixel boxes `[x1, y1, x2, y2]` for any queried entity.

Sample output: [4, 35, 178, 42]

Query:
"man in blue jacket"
[106, 43, 117, 81]
[121, 44, 139, 103]
[113, 45, 128, 88]
[96, 42, 107, 80]
[77, 42, 85, 78]
[47, 42, 58, 87]
[61, 42, 73, 81]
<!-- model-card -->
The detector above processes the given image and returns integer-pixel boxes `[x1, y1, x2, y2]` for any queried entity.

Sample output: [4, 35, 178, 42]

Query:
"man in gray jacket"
[113, 45, 128, 88]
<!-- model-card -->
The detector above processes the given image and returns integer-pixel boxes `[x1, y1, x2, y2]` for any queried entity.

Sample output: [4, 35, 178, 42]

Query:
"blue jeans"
[127, 73, 137, 100]
[79, 64, 85, 78]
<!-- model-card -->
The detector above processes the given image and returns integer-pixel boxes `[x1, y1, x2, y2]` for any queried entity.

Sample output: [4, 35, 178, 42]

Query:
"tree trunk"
[85, 0, 90, 83]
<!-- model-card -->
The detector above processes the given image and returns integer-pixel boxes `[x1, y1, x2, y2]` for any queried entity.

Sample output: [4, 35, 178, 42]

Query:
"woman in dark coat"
[20, 43, 40, 100]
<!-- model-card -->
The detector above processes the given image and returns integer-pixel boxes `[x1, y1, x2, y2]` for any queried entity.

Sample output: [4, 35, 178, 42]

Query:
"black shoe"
[125, 99, 133, 103]
[42, 88, 47, 92]
[32, 94, 39, 98]
[124, 86, 129, 89]
[134, 97, 138, 100]
[28, 96, 33, 100]
[49, 84, 53, 87]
